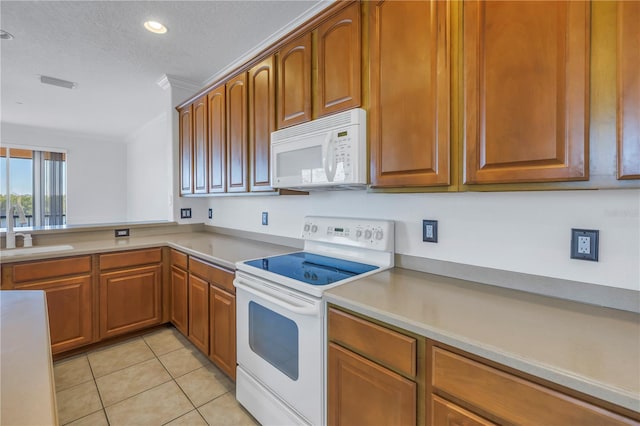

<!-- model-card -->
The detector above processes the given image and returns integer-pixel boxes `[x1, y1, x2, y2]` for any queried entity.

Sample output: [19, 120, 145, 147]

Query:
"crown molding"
[156, 74, 201, 93]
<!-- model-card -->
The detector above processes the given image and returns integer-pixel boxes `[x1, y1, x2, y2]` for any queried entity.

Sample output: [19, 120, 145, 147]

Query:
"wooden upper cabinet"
[178, 105, 193, 194]
[248, 56, 275, 192]
[193, 95, 208, 193]
[464, 1, 590, 184]
[370, 0, 451, 188]
[317, 2, 361, 117]
[226, 73, 248, 192]
[208, 85, 227, 192]
[617, 1, 640, 179]
[277, 33, 312, 129]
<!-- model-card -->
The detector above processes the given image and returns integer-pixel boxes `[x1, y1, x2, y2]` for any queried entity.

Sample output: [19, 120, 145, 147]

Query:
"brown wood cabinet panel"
[99, 264, 162, 339]
[432, 395, 496, 426]
[328, 308, 416, 377]
[328, 342, 416, 426]
[170, 249, 188, 271]
[369, 0, 451, 187]
[188, 273, 209, 353]
[226, 73, 248, 192]
[22, 275, 94, 354]
[12, 255, 91, 284]
[277, 33, 312, 129]
[193, 95, 208, 193]
[432, 347, 636, 426]
[179, 104, 193, 194]
[99, 248, 162, 271]
[317, 2, 361, 117]
[617, 1, 640, 179]
[170, 265, 188, 336]
[208, 84, 227, 192]
[209, 286, 236, 380]
[464, 1, 590, 184]
[248, 56, 275, 192]
[188, 257, 235, 294]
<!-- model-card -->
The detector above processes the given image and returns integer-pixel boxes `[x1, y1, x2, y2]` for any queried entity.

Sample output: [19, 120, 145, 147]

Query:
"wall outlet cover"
[208, 208, 213, 219]
[180, 208, 192, 219]
[423, 220, 438, 243]
[114, 228, 130, 238]
[571, 228, 599, 261]
[262, 212, 268, 226]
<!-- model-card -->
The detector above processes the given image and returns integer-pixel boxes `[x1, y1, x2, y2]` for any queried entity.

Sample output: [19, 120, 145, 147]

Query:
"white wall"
[1, 122, 127, 225]
[205, 189, 640, 291]
[125, 113, 172, 222]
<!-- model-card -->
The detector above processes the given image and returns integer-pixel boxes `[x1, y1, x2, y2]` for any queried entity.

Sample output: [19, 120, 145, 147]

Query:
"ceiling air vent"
[40, 75, 78, 89]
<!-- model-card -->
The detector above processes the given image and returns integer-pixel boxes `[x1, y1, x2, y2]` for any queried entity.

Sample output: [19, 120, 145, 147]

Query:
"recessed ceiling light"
[0, 30, 14, 40]
[144, 21, 167, 34]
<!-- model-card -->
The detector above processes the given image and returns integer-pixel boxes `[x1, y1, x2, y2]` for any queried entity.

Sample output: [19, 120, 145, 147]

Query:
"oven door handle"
[235, 280, 319, 316]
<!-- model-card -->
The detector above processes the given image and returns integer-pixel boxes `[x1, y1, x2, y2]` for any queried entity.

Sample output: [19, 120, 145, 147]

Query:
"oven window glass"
[248, 301, 299, 380]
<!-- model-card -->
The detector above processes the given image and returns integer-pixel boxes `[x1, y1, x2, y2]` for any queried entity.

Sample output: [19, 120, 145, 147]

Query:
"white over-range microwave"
[270, 108, 367, 190]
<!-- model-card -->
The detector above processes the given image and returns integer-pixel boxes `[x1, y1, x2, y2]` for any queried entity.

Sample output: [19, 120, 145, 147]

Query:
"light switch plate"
[423, 220, 438, 243]
[262, 212, 268, 226]
[571, 229, 599, 261]
[180, 208, 192, 219]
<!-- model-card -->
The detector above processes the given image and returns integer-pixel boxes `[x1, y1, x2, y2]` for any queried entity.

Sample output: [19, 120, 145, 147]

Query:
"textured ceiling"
[0, 0, 323, 141]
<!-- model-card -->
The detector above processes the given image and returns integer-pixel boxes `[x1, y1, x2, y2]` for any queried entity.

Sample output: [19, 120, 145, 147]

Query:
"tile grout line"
[84, 352, 110, 426]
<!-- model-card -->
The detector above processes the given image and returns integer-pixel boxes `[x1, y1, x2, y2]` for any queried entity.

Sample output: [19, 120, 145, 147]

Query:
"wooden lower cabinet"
[328, 342, 417, 426]
[209, 286, 236, 380]
[99, 264, 162, 339]
[169, 265, 188, 336]
[188, 273, 209, 353]
[431, 395, 495, 426]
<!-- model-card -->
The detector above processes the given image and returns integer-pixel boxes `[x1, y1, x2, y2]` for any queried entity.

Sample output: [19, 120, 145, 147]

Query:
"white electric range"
[234, 216, 395, 425]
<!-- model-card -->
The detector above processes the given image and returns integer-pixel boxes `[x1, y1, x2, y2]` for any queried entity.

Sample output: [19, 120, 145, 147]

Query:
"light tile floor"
[53, 325, 259, 426]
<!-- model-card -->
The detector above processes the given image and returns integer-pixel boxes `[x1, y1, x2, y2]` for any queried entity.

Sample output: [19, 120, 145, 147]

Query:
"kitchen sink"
[0, 245, 74, 257]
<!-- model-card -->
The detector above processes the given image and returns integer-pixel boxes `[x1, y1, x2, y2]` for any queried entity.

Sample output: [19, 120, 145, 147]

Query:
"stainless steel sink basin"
[0, 245, 74, 257]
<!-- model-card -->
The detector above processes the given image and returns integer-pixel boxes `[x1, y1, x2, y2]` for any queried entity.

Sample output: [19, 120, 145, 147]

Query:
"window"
[1, 147, 67, 228]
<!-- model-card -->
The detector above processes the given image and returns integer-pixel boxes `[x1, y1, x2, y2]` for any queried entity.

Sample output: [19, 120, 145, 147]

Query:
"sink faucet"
[5, 205, 31, 249]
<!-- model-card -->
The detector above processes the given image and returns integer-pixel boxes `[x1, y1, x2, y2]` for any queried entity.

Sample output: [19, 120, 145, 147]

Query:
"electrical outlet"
[208, 208, 213, 219]
[571, 229, 599, 261]
[180, 208, 192, 219]
[422, 220, 438, 243]
[262, 212, 268, 226]
[114, 228, 130, 238]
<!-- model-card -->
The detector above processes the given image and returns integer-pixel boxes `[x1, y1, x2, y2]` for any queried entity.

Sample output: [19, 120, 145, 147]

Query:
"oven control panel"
[301, 216, 394, 252]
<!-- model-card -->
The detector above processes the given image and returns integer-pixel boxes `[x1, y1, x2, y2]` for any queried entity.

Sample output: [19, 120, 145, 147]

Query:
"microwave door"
[271, 133, 329, 187]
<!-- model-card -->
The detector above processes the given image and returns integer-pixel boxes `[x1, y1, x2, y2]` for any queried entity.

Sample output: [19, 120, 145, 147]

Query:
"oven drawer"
[328, 307, 417, 377]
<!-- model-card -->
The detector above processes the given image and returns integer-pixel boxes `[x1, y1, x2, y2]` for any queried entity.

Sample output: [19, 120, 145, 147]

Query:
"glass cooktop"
[243, 252, 378, 286]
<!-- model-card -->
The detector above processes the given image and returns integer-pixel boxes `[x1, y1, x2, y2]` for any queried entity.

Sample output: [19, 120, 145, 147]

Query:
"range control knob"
[311, 225, 318, 233]
[375, 230, 384, 240]
[356, 230, 363, 238]
[304, 224, 310, 232]
[364, 230, 372, 239]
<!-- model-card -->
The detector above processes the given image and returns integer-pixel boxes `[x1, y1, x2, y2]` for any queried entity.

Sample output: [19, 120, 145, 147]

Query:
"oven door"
[234, 271, 323, 425]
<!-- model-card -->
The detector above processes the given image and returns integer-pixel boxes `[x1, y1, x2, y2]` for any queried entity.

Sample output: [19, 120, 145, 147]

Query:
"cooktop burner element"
[243, 252, 379, 286]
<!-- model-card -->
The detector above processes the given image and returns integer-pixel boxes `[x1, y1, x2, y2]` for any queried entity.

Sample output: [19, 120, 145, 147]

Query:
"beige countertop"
[1, 291, 58, 426]
[0, 231, 297, 269]
[325, 267, 640, 413]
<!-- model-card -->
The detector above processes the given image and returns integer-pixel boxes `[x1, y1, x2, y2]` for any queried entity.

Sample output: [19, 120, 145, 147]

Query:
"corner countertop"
[0, 231, 297, 269]
[1, 290, 59, 426]
[325, 267, 640, 413]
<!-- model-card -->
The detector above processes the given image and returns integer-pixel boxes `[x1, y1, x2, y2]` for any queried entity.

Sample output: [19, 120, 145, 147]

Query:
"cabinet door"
[208, 84, 227, 192]
[32, 275, 94, 354]
[209, 286, 236, 380]
[99, 265, 162, 339]
[226, 73, 248, 193]
[277, 33, 312, 129]
[317, 2, 361, 117]
[464, 1, 590, 184]
[432, 395, 496, 426]
[178, 104, 193, 195]
[328, 343, 416, 426]
[193, 95, 208, 193]
[170, 265, 188, 336]
[188, 273, 210, 353]
[369, 0, 451, 187]
[617, 1, 640, 179]
[248, 56, 275, 192]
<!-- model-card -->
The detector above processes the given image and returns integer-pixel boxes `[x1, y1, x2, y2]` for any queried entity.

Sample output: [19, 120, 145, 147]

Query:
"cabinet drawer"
[328, 308, 417, 377]
[170, 249, 188, 270]
[432, 395, 496, 426]
[99, 248, 162, 270]
[432, 347, 636, 426]
[12, 256, 92, 284]
[189, 257, 235, 293]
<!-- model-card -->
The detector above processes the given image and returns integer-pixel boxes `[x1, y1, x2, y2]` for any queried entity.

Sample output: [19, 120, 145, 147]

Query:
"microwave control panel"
[333, 130, 353, 178]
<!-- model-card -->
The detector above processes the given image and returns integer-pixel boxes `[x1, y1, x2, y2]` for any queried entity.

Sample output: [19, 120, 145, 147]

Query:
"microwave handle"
[324, 132, 337, 182]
